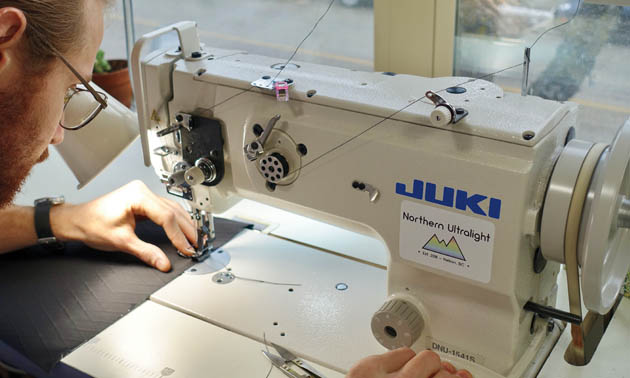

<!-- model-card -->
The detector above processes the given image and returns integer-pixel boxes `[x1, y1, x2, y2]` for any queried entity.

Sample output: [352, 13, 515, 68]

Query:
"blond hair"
[0, 0, 111, 70]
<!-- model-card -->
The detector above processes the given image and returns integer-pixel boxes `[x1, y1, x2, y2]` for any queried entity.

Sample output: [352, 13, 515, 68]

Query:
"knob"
[371, 299, 424, 349]
[431, 106, 452, 127]
[167, 161, 190, 186]
[168, 170, 187, 186]
[185, 158, 217, 186]
[185, 166, 205, 186]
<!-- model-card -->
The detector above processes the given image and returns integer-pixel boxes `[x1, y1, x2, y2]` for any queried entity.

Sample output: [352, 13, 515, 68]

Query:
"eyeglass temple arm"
[57, 53, 108, 108]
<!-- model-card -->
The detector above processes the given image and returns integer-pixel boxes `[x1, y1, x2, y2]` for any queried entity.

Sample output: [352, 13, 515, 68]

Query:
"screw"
[297, 144, 308, 156]
[176, 114, 184, 122]
[547, 320, 555, 333]
[191, 51, 202, 58]
[253, 124, 264, 136]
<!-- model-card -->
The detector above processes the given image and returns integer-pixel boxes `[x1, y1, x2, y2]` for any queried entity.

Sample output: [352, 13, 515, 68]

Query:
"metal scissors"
[261, 343, 326, 378]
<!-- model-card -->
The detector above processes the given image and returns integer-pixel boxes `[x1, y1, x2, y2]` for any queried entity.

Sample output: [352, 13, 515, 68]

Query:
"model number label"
[429, 338, 484, 364]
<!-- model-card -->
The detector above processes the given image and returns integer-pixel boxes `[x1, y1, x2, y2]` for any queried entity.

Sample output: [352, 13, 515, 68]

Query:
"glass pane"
[455, 1, 630, 142]
[100, 3, 127, 60]
[132, 0, 374, 71]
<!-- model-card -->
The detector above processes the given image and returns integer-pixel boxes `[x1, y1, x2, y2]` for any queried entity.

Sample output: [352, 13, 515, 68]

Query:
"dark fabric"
[0, 218, 250, 373]
[0, 340, 46, 377]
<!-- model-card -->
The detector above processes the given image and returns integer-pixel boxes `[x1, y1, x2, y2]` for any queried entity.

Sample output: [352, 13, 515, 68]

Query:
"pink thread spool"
[274, 81, 289, 102]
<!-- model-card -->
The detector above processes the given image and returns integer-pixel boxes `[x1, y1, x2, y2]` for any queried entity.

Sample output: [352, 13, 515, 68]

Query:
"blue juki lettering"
[396, 180, 423, 200]
[395, 179, 503, 220]
[425, 183, 454, 207]
[455, 191, 487, 217]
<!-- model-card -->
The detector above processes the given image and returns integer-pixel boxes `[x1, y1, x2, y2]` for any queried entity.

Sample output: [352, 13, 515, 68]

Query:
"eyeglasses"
[56, 53, 108, 131]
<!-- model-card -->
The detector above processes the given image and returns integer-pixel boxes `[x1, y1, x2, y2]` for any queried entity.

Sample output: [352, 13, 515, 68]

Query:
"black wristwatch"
[34, 196, 65, 249]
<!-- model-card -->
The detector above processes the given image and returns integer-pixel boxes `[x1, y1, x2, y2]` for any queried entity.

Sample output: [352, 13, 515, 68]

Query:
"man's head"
[0, 0, 108, 207]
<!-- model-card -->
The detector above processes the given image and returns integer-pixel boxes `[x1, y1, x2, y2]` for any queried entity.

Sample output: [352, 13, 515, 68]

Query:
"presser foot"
[176, 243, 215, 262]
[192, 243, 215, 262]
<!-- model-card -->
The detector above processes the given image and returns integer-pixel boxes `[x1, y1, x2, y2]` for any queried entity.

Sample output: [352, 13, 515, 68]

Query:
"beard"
[0, 77, 50, 208]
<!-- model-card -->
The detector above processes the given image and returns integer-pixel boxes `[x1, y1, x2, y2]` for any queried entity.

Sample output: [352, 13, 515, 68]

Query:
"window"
[100, 3, 127, 61]
[455, 0, 630, 141]
[131, 0, 374, 71]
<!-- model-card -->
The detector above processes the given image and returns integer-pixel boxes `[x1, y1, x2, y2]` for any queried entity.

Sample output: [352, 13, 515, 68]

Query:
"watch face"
[34, 196, 65, 206]
[50, 196, 66, 205]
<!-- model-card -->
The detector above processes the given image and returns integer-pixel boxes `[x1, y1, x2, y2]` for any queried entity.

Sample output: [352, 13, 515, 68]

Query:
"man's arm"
[0, 205, 37, 253]
[0, 181, 198, 272]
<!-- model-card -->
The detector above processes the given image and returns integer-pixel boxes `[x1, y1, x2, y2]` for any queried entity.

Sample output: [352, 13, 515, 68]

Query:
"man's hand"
[347, 348, 472, 378]
[50, 180, 197, 272]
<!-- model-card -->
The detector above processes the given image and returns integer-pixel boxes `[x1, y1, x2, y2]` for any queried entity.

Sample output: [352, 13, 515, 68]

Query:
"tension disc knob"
[430, 106, 452, 127]
[371, 299, 424, 349]
[185, 158, 217, 186]
[185, 166, 205, 186]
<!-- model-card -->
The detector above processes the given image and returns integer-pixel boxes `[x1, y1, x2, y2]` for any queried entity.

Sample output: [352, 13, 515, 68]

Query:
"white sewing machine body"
[133, 28, 581, 378]
[106, 22, 630, 378]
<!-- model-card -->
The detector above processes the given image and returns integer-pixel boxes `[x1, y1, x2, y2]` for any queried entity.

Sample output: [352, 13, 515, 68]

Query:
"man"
[0, 1, 471, 377]
[0, 0, 197, 271]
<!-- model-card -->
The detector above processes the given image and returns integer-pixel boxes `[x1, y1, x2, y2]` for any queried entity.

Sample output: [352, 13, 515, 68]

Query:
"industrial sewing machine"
[92, 21, 630, 377]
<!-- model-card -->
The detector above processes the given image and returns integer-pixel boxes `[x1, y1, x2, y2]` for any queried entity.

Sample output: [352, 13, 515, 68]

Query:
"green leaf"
[93, 49, 112, 73]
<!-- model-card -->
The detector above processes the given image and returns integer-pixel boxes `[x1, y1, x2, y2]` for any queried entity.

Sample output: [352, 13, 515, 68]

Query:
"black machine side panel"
[180, 116, 225, 186]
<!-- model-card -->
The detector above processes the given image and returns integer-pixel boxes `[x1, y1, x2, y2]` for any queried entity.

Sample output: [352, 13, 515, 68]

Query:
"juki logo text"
[396, 179, 502, 219]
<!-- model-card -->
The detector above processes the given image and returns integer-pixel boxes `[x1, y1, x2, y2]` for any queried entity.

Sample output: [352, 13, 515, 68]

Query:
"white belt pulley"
[542, 118, 630, 314]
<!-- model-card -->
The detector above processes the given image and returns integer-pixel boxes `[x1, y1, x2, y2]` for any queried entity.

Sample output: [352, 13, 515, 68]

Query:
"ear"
[0, 7, 27, 74]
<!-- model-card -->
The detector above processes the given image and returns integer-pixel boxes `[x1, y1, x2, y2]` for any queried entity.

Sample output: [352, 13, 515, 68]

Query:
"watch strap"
[34, 201, 54, 240]
[34, 200, 64, 249]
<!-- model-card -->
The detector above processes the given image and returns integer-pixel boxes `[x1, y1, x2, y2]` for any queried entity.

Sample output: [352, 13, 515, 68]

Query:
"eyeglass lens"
[61, 88, 106, 129]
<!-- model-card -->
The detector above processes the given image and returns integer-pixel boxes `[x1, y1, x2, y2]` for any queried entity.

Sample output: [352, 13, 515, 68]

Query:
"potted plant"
[92, 50, 133, 108]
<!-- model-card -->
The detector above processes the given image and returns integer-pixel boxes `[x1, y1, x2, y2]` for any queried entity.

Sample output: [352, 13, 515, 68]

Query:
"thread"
[210, 256, 302, 287]
[198, 0, 336, 114]
[287, 3, 587, 176]
[194, 1, 584, 177]
[271, 0, 336, 83]
[530, 0, 583, 49]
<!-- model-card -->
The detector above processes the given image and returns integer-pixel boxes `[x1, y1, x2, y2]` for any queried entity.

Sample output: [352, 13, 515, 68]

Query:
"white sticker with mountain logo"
[399, 200, 495, 283]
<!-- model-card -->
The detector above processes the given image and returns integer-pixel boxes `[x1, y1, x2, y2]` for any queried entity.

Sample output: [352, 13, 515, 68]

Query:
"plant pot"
[92, 59, 133, 108]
